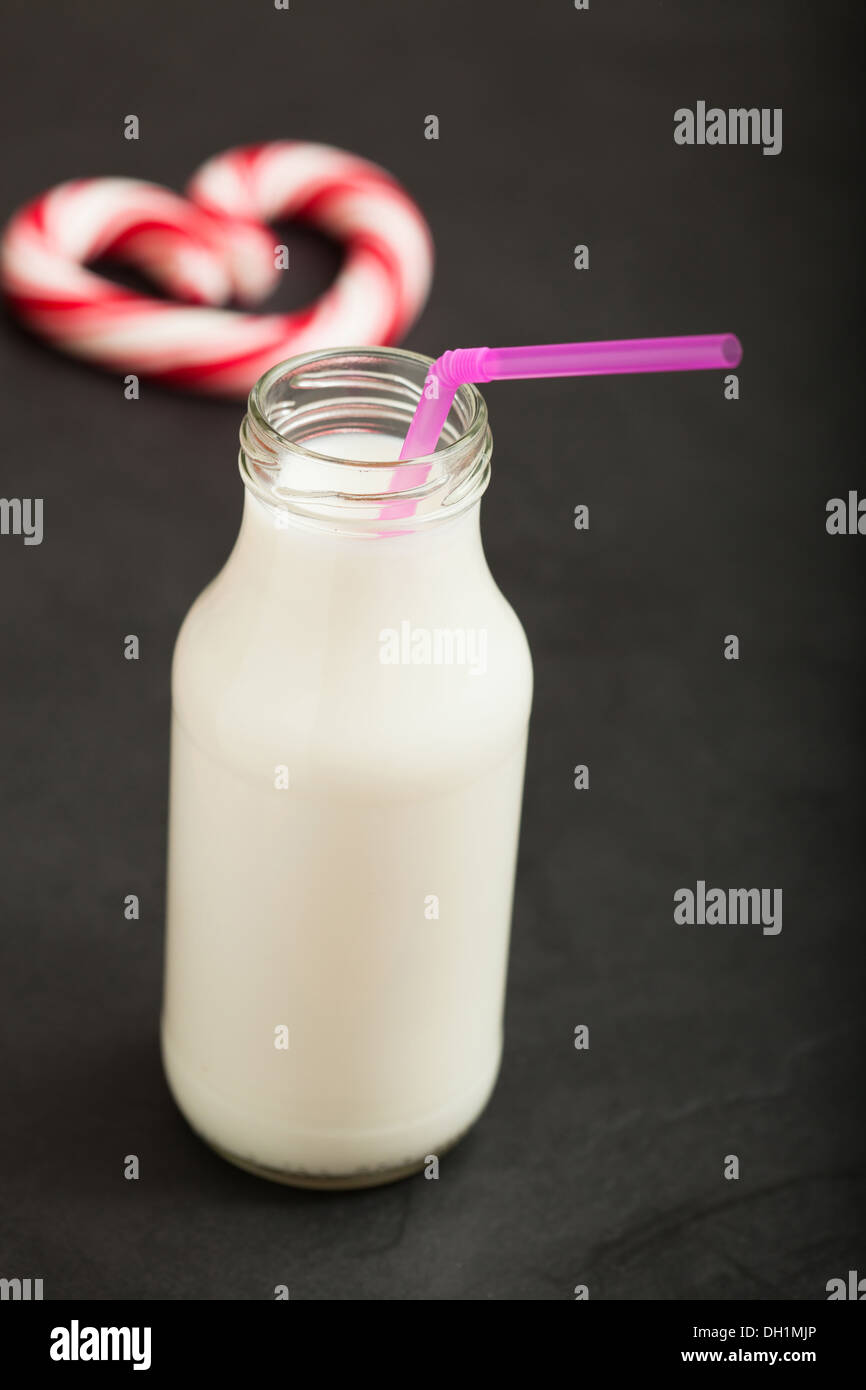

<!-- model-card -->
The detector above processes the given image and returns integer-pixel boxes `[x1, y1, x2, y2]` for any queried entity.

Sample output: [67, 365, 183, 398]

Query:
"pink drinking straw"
[380, 333, 742, 521]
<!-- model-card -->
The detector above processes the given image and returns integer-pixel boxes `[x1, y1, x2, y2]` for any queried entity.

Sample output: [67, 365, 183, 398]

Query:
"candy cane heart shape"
[0, 142, 434, 397]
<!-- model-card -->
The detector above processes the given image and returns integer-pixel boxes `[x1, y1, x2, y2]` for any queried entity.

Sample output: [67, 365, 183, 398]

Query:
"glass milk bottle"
[162, 348, 533, 1188]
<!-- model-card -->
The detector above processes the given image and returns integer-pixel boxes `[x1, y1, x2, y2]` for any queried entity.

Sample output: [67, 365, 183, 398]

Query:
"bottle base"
[205, 1135, 462, 1190]
[162, 1025, 498, 1189]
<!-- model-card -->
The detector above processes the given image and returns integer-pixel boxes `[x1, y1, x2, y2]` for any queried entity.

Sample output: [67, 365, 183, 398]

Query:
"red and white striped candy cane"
[0, 142, 434, 396]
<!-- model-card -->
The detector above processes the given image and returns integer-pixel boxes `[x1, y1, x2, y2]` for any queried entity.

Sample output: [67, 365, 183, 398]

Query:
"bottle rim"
[239, 346, 492, 534]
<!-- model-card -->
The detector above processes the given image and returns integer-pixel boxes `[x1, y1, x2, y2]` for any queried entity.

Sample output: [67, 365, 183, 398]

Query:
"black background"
[1, 0, 864, 1300]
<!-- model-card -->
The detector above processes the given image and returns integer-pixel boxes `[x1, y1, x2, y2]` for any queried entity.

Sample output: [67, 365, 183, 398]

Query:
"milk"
[162, 417, 532, 1186]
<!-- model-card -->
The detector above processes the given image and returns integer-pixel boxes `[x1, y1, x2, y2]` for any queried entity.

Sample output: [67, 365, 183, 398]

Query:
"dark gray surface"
[0, 0, 863, 1300]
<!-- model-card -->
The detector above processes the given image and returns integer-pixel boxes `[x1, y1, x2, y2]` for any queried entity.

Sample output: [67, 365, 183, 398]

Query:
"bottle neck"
[238, 347, 491, 539]
[234, 489, 490, 604]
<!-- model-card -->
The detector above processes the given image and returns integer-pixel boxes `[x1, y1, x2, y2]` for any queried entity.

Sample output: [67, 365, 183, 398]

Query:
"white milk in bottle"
[162, 348, 533, 1187]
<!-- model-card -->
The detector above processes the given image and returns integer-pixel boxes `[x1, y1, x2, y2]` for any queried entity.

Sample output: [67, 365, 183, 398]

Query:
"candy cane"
[0, 142, 434, 396]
